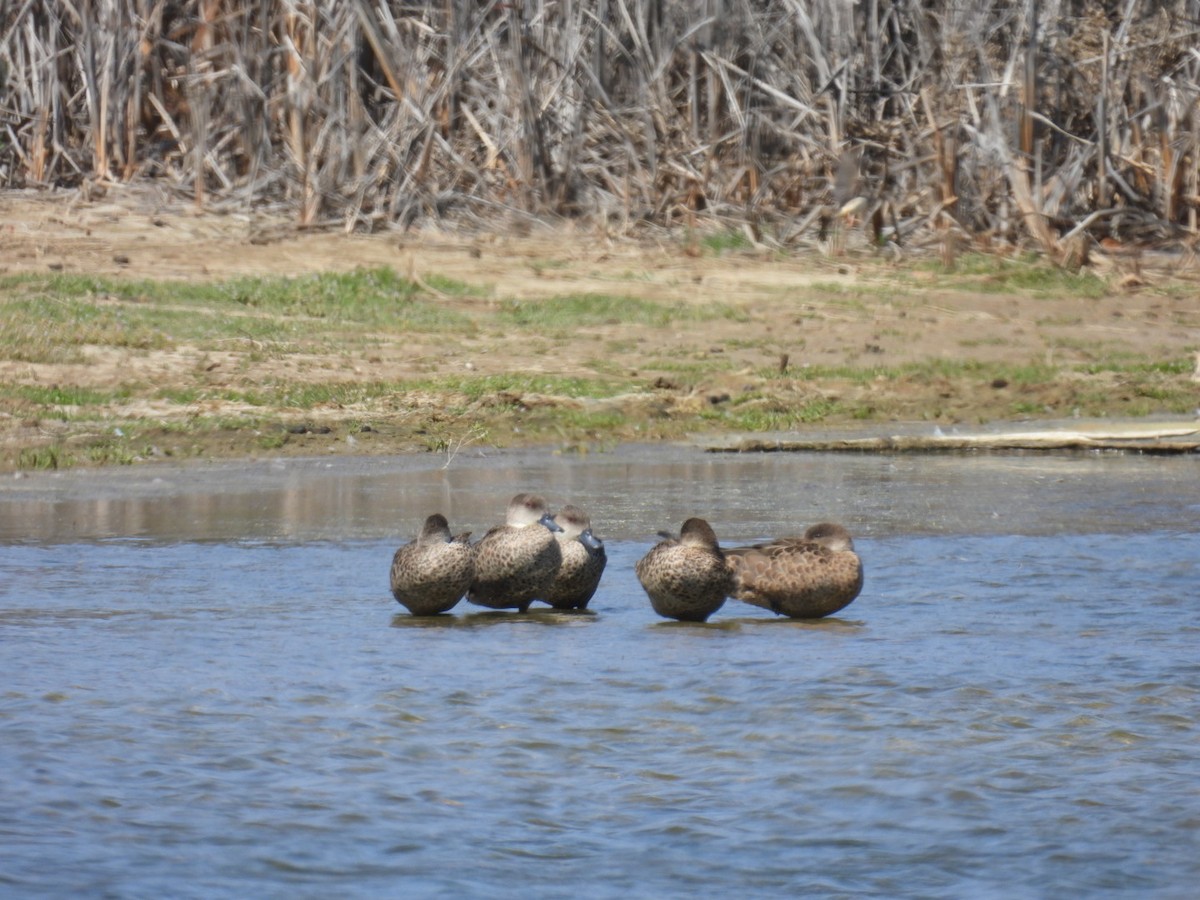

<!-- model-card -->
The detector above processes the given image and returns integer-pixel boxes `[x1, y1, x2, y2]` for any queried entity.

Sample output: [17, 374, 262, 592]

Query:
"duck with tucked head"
[468, 493, 563, 613]
[389, 514, 475, 616]
[635, 517, 734, 623]
[725, 522, 863, 619]
[539, 504, 607, 610]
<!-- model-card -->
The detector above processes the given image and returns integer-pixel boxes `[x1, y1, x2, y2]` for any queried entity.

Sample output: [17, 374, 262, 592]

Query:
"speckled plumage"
[539, 505, 607, 610]
[468, 493, 563, 612]
[389, 514, 475, 616]
[725, 522, 863, 619]
[635, 517, 734, 622]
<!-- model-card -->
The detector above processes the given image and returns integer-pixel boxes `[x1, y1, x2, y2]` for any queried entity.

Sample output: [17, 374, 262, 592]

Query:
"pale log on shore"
[702, 424, 1200, 454]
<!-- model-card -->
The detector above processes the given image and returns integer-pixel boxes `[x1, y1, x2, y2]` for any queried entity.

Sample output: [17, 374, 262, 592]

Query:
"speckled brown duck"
[389, 514, 475, 616]
[467, 493, 563, 613]
[539, 504, 607, 610]
[724, 522, 863, 619]
[635, 517, 734, 623]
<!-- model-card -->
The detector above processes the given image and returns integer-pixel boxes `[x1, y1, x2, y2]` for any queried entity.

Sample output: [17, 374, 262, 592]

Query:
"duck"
[467, 493, 564, 612]
[635, 517, 734, 622]
[539, 504, 607, 610]
[389, 514, 475, 616]
[724, 522, 863, 619]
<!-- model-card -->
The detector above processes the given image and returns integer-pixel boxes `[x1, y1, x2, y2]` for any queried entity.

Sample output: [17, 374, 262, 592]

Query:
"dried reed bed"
[1, 1, 1198, 259]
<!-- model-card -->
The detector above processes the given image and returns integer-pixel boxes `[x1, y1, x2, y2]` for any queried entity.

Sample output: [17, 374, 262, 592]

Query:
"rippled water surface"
[2, 447, 1198, 898]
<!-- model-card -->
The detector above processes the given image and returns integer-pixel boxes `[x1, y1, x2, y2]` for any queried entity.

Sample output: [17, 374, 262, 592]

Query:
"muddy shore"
[2, 187, 1198, 470]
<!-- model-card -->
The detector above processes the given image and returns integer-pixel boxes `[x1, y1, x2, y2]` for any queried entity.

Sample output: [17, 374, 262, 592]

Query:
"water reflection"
[720, 614, 867, 631]
[3, 445, 1198, 543]
[389, 609, 599, 629]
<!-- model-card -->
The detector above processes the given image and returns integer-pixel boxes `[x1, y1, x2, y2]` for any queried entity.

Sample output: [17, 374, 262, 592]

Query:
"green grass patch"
[0, 296, 174, 363]
[417, 373, 627, 401]
[1078, 356, 1193, 376]
[197, 268, 473, 331]
[5, 384, 128, 408]
[223, 380, 400, 409]
[645, 357, 736, 379]
[188, 375, 629, 410]
[152, 386, 272, 407]
[174, 414, 268, 434]
[1010, 400, 1047, 415]
[0, 268, 474, 351]
[421, 273, 484, 297]
[698, 229, 753, 255]
[257, 431, 291, 450]
[498, 293, 745, 330]
[802, 280, 909, 304]
[768, 358, 1061, 385]
[919, 253, 1109, 298]
[958, 336, 1013, 348]
[554, 408, 631, 432]
[155, 387, 204, 405]
[17, 445, 70, 470]
[702, 398, 845, 431]
[82, 439, 139, 466]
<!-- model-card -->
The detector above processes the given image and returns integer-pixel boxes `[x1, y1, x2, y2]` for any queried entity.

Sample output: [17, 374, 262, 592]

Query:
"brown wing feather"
[726, 535, 862, 618]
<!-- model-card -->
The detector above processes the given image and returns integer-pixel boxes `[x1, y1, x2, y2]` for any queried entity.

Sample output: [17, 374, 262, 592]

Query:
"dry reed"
[2, 0, 1198, 259]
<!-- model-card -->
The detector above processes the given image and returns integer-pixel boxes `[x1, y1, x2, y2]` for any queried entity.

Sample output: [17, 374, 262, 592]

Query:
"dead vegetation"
[2, 1, 1199, 261]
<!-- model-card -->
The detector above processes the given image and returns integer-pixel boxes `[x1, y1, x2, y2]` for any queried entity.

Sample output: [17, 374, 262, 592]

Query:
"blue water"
[1, 449, 1198, 898]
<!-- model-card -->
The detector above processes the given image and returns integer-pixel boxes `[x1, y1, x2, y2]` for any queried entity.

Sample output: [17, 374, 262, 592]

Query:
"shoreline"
[4, 190, 1199, 473]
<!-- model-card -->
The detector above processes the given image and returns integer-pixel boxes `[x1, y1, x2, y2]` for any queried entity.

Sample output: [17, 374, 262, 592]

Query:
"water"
[2, 447, 1198, 898]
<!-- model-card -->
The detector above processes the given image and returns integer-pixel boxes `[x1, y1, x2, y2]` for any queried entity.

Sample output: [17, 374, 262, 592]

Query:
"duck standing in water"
[725, 522, 863, 619]
[635, 517, 734, 622]
[539, 504, 607, 610]
[389, 514, 476, 616]
[468, 493, 563, 613]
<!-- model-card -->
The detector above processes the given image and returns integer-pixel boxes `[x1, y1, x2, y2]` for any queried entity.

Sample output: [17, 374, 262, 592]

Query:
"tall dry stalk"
[0, 0, 1197, 253]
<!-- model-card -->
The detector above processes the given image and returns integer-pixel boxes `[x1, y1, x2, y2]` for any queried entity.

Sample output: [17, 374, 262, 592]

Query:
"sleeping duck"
[389, 513, 475, 616]
[725, 523, 863, 619]
[635, 517, 734, 623]
[467, 493, 563, 613]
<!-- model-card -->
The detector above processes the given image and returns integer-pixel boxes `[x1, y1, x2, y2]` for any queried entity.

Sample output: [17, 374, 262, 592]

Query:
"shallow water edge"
[2, 443, 1198, 544]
